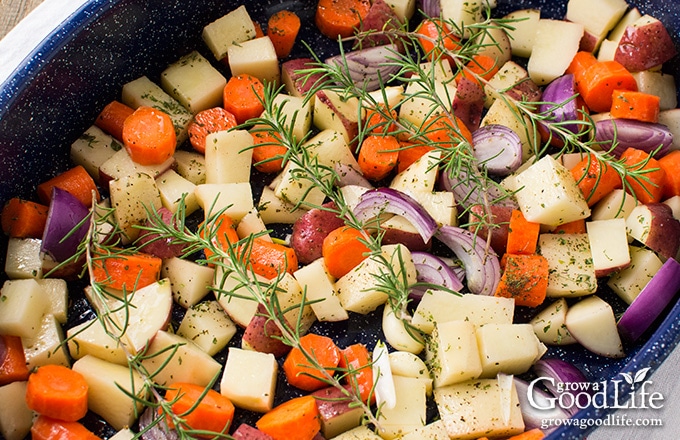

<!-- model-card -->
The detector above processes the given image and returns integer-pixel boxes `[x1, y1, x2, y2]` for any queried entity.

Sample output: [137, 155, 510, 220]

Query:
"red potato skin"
[242, 304, 292, 357]
[452, 77, 485, 133]
[359, 0, 403, 50]
[312, 385, 362, 437]
[137, 207, 187, 259]
[282, 58, 325, 97]
[640, 203, 680, 261]
[382, 226, 431, 251]
[315, 90, 359, 145]
[290, 202, 345, 265]
[468, 204, 514, 256]
[232, 423, 275, 440]
[615, 20, 679, 72]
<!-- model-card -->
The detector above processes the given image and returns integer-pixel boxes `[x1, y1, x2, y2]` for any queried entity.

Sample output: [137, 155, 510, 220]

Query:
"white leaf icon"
[634, 367, 651, 384]
[621, 372, 634, 385]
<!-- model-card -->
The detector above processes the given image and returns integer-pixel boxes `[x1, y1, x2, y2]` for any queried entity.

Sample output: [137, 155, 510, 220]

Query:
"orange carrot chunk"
[91, 248, 162, 291]
[506, 428, 546, 440]
[164, 382, 235, 437]
[95, 100, 135, 142]
[551, 218, 587, 234]
[1, 197, 49, 238]
[358, 135, 400, 181]
[31, 415, 100, 440]
[506, 209, 540, 255]
[620, 147, 667, 204]
[122, 106, 177, 165]
[415, 18, 462, 65]
[338, 343, 374, 403]
[659, 150, 680, 198]
[251, 130, 288, 173]
[0, 334, 30, 385]
[455, 54, 501, 85]
[201, 212, 240, 264]
[25, 364, 89, 422]
[37, 165, 101, 208]
[322, 226, 372, 279]
[610, 90, 661, 123]
[570, 153, 623, 206]
[422, 114, 473, 148]
[283, 333, 341, 392]
[565, 51, 597, 88]
[256, 394, 321, 440]
[245, 237, 299, 280]
[268, 10, 301, 59]
[396, 142, 435, 173]
[494, 253, 549, 308]
[577, 60, 637, 113]
[187, 107, 238, 154]
[315, 0, 371, 40]
[223, 74, 266, 124]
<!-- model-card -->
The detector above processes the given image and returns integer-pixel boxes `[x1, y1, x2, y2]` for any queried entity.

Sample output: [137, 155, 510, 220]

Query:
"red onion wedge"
[418, 0, 440, 17]
[434, 225, 500, 295]
[472, 124, 523, 176]
[438, 165, 510, 210]
[139, 406, 179, 440]
[617, 257, 680, 342]
[513, 377, 572, 432]
[41, 187, 90, 263]
[353, 187, 438, 242]
[326, 44, 401, 92]
[410, 250, 464, 299]
[334, 162, 374, 189]
[594, 118, 673, 158]
[539, 74, 583, 137]
[532, 359, 591, 416]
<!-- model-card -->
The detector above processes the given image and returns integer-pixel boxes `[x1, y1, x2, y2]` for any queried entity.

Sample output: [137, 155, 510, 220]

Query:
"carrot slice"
[456, 54, 501, 85]
[505, 209, 540, 255]
[25, 364, 89, 422]
[358, 134, 400, 181]
[268, 10, 301, 59]
[164, 382, 235, 437]
[610, 90, 661, 123]
[551, 218, 586, 234]
[494, 253, 549, 308]
[565, 51, 597, 89]
[245, 237, 299, 279]
[506, 428, 546, 440]
[223, 74, 265, 124]
[256, 394, 321, 440]
[31, 415, 100, 440]
[620, 147, 667, 204]
[95, 100, 135, 142]
[396, 142, 435, 173]
[364, 104, 398, 136]
[338, 343, 374, 403]
[91, 248, 162, 291]
[659, 150, 680, 198]
[415, 18, 462, 65]
[422, 114, 473, 148]
[570, 153, 623, 206]
[315, 0, 371, 40]
[187, 107, 238, 154]
[322, 226, 372, 279]
[577, 60, 637, 113]
[202, 212, 240, 264]
[253, 20, 265, 38]
[0, 334, 30, 385]
[1, 197, 49, 238]
[283, 333, 341, 391]
[251, 130, 287, 173]
[37, 165, 101, 208]
[122, 106, 177, 165]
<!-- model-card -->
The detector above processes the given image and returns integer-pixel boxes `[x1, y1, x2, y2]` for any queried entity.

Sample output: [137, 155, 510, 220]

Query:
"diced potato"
[155, 168, 200, 215]
[388, 351, 432, 396]
[314, 386, 363, 439]
[173, 150, 207, 185]
[565, 295, 624, 358]
[530, 298, 578, 345]
[658, 109, 680, 149]
[398, 77, 457, 127]
[140, 330, 222, 387]
[514, 155, 590, 226]
[399, 420, 449, 440]
[274, 273, 317, 335]
[503, 8, 540, 58]
[527, 19, 584, 85]
[0, 278, 47, 338]
[161, 51, 226, 113]
[435, 378, 525, 439]
[566, 0, 628, 39]
[109, 429, 135, 440]
[313, 89, 359, 144]
[426, 320, 482, 388]
[331, 426, 383, 440]
[382, 0, 416, 22]
[70, 125, 121, 179]
[412, 290, 514, 334]
[336, 244, 416, 314]
[177, 300, 237, 356]
[99, 148, 175, 184]
[121, 76, 193, 145]
[440, 0, 485, 38]
[257, 185, 308, 224]
[419, 59, 454, 82]
[161, 257, 215, 308]
[538, 233, 598, 297]
[664, 195, 680, 219]
[632, 70, 678, 110]
[109, 172, 162, 241]
[376, 375, 427, 440]
[22, 313, 70, 368]
[214, 266, 261, 328]
[202, 5, 257, 61]
[475, 323, 543, 377]
[410, 191, 457, 227]
[607, 246, 664, 304]
[67, 318, 128, 365]
[194, 182, 254, 222]
[236, 208, 272, 241]
[390, 150, 441, 194]
[0, 381, 32, 440]
[269, 93, 313, 141]
[228, 36, 280, 85]
[480, 98, 536, 161]
[205, 129, 254, 184]
[36, 278, 68, 324]
[72, 355, 146, 431]
[590, 189, 637, 221]
[294, 258, 349, 322]
[586, 218, 631, 277]
[607, 7, 642, 43]
[484, 61, 530, 108]
[4, 237, 42, 279]
[220, 347, 278, 412]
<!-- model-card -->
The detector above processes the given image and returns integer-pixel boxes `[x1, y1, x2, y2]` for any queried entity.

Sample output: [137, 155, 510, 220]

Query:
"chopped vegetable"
[95, 100, 135, 142]
[575, 59, 637, 113]
[37, 164, 100, 208]
[415, 18, 461, 65]
[251, 130, 287, 173]
[164, 382, 235, 437]
[494, 253, 549, 307]
[283, 333, 341, 391]
[659, 150, 680, 198]
[41, 187, 90, 263]
[0, 334, 29, 385]
[245, 237, 299, 279]
[91, 248, 163, 291]
[620, 147, 667, 203]
[268, 10, 301, 59]
[256, 395, 321, 440]
[122, 105, 177, 165]
[594, 118, 673, 158]
[357, 134, 400, 181]
[338, 343, 374, 403]
[223, 74, 265, 124]
[30, 415, 100, 440]
[321, 226, 372, 279]
[456, 54, 501, 85]
[187, 107, 238, 154]
[25, 364, 89, 422]
[0, 197, 48, 238]
[505, 209, 540, 255]
[570, 153, 623, 206]
[610, 89, 661, 123]
[315, 0, 371, 40]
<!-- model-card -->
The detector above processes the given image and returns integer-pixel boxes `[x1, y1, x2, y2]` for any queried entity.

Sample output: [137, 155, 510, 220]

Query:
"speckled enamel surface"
[0, 1, 678, 439]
